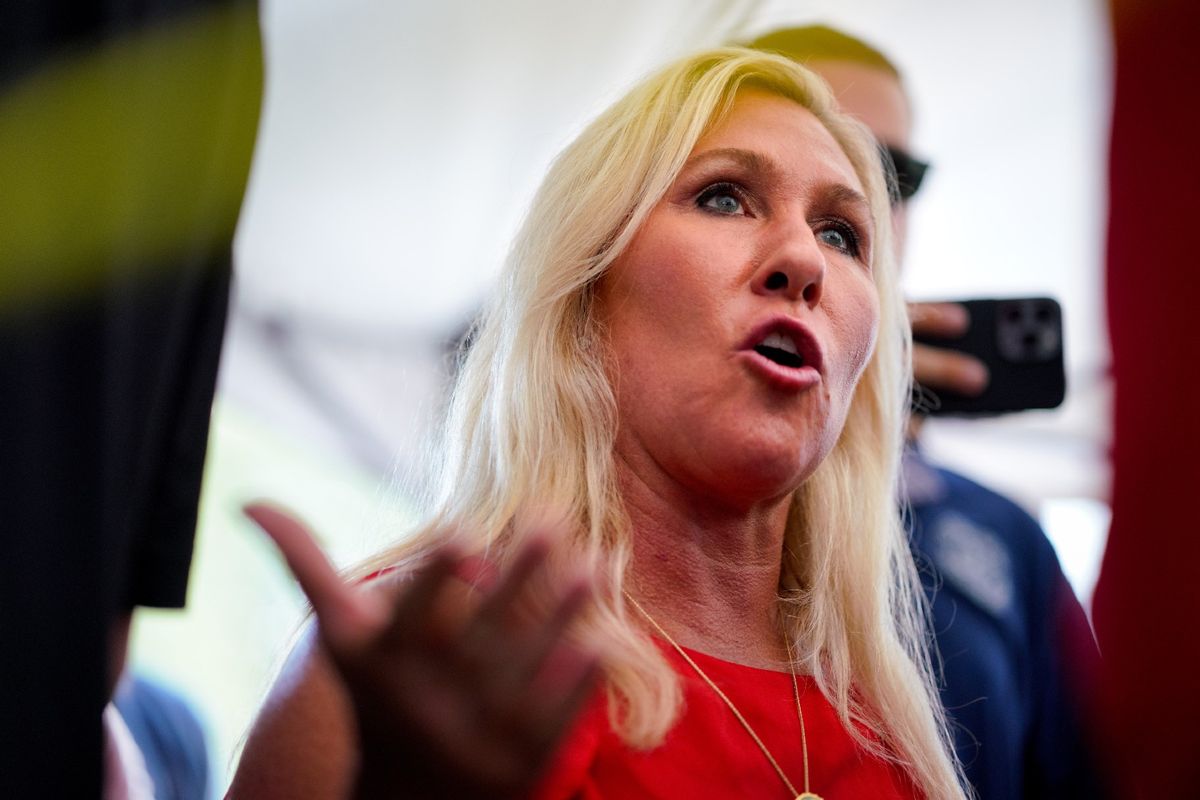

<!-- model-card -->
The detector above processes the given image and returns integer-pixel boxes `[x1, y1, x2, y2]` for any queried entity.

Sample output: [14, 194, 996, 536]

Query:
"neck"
[617, 453, 794, 670]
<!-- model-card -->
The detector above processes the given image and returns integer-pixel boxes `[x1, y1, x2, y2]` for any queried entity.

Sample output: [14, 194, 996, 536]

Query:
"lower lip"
[738, 350, 821, 391]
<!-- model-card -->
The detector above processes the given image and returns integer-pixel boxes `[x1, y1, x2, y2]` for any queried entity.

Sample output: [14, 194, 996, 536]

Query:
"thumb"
[243, 501, 385, 653]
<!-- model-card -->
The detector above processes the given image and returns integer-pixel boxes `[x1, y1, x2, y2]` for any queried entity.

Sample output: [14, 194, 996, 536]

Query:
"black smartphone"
[912, 297, 1066, 416]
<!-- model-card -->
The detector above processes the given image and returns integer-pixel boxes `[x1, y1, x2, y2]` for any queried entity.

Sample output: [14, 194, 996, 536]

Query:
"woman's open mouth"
[754, 332, 806, 369]
[739, 317, 824, 391]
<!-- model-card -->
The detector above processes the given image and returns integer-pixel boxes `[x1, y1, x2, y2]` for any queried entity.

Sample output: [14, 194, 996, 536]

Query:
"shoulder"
[912, 461, 1058, 564]
[908, 460, 1071, 623]
[226, 622, 357, 800]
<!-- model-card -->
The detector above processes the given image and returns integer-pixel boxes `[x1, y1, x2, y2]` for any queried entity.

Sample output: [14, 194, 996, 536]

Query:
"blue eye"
[816, 222, 861, 257]
[697, 184, 745, 215]
[818, 228, 848, 249]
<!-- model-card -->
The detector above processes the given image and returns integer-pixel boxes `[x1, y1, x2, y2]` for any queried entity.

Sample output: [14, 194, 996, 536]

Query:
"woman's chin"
[687, 446, 822, 512]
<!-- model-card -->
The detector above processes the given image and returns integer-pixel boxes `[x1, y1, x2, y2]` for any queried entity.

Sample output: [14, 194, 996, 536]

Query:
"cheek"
[833, 279, 881, 385]
[596, 247, 695, 399]
[600, 259, 680, 363]
[600, 224, 727, 360]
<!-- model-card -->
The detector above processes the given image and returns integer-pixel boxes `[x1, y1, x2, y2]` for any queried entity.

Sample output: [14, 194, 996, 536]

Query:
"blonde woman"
[232, 47, 967, 800]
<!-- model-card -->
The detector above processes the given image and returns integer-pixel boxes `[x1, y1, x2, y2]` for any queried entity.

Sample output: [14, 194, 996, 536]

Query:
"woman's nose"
[751, 221, 825, 306]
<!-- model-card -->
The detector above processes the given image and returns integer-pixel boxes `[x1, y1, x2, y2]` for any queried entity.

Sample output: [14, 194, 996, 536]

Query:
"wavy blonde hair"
[364, 47, 965, 799]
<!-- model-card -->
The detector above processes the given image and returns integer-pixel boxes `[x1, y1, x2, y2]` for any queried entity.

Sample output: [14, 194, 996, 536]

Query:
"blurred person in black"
[0, 1, 260, 795]
[748, 25, 1105, 798]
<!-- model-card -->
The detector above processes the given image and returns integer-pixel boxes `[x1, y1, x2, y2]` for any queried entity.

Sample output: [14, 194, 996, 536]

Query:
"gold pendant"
[796, 794, 823, 800]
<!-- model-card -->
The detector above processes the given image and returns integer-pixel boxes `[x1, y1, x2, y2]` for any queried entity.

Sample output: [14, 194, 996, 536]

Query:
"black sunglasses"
[880, 145, 930, 204]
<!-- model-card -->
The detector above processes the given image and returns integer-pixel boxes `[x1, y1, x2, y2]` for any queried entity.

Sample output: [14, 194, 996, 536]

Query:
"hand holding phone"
[910, 297, 1066, 417]
[909, 302, 990, 396]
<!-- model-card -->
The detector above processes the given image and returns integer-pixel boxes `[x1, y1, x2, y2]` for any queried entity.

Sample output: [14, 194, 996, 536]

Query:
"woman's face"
[598, 90, 880, 511]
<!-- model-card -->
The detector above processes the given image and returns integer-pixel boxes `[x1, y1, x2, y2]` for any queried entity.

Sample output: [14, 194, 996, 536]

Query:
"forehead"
[690, 90, 863, 194]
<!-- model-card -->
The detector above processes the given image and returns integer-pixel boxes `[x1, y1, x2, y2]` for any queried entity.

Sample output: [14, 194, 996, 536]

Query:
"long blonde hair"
[365, 47, 964, 799]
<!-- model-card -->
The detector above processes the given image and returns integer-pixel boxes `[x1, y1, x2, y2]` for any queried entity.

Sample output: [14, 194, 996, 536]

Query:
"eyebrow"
[821, 183, 874, 224]
[683, 147, 779, 178]
[683, 147, 874, 221]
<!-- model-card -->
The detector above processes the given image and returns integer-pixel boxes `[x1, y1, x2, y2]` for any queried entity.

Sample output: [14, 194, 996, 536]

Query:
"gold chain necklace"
[624, 591, 823, 800]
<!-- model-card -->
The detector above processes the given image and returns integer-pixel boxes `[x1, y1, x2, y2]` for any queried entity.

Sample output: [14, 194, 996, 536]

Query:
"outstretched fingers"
[507, 575, 593, 688]
[243, 505, 604, 799]
[377, 545, 465, 651]
[464, 535, 552, 641]
[243, 502, 385, 653]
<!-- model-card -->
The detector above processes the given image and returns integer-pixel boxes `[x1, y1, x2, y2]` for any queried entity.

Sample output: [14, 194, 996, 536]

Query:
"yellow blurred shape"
[0, 3, 262, 309]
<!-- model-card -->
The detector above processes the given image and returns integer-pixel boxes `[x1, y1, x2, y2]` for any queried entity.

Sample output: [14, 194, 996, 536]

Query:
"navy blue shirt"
[903, 448, 1104, 799]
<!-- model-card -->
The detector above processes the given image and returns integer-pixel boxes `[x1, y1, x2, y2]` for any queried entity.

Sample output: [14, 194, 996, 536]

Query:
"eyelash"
[693, 181, 867, 261]
[814, 218, 865, 259]
[695, 182, 750, 216]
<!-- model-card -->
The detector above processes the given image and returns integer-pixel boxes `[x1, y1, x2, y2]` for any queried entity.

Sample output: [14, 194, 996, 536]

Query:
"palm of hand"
[245, 504, 600, 800]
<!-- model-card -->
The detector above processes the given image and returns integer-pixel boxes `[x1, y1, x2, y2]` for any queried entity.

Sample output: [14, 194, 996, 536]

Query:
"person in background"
[747, 25, 1106, 798]
[232, 47, 968, 799]
[115, 675, 212, 800]
[0, 1, 261, 795]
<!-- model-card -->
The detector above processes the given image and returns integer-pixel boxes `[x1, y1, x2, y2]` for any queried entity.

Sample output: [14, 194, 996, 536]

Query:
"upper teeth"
[761, 332, 798, 355]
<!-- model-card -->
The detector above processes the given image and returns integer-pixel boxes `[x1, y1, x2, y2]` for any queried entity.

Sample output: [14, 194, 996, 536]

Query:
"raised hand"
[243, 503, 601, 800]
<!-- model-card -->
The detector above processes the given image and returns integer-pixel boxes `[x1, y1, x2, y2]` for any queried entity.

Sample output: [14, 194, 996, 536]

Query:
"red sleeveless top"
[533, 645, 921, 799]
